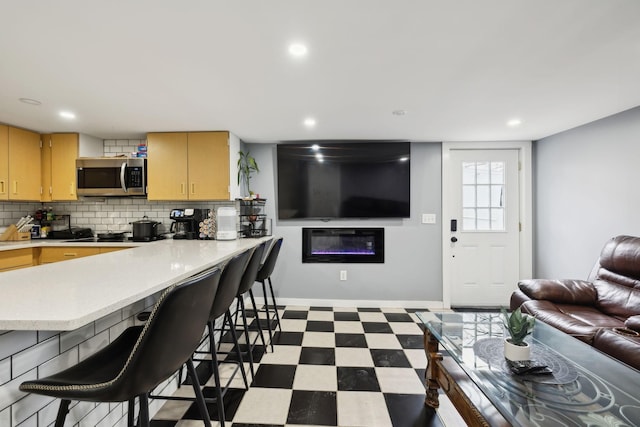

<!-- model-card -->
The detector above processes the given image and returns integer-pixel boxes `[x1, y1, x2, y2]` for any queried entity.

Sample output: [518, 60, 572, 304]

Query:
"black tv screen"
[277, 141, 410, 219]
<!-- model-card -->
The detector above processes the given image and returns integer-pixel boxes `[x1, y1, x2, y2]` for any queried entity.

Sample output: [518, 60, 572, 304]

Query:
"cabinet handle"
[70, 182, 75, 195]
[63, 253, 78, 257]
[191, 183, 195, 194]
[13, 181, 17, 194]
[0, 180, 5, 194]
[181, 183, 186, 195]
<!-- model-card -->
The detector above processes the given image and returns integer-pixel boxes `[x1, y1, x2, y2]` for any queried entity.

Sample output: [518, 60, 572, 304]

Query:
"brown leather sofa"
[510, 235, 640, 370]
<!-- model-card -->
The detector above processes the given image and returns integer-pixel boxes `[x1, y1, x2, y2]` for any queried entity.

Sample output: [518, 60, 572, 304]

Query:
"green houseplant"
[237, 150, 259, 197]
[501, 307, 535, 360]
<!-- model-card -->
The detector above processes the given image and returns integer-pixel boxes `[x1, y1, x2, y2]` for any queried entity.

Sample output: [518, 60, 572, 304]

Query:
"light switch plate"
[422, 213, 436, 224]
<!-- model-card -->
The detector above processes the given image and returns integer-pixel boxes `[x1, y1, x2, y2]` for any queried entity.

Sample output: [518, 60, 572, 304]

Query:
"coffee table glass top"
[416, 311, 640, 426]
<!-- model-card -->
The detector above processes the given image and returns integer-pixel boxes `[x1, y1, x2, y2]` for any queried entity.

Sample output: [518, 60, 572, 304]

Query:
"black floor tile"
[271, 331, 304, 346]
[305, 320, 334, 332]
[370, 349, 412, 368]
[287, 390, 337, 426]
[384, 313, 414, 322]
[231, 424, 284, 427]
[357, 307, 382, 312]
[337, 366, 380, 391]
[252, 364, 296, 388]
[334, 312, 360, 321]
[415, 368, 426, 383]
[183, 359, 214, 385]
[396, 334, 424, 349]
[384, 393, 444, 427]
[335, 333, 368, 348]
[299, 347, 335, 365]
[282, 310, 309, 319]
[404, 308, 427, 313]
[183, 387, 245, 422]
[150, 421, 177, 427]
[310, 306, 333, 311]
[362, 322, 393, 333]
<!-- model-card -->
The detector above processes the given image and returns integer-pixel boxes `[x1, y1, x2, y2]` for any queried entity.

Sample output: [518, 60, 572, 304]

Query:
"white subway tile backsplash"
[0, 332, 37, 361]
[12, 391, 52, 425]
[14, 413, 36, 427]
[37, 399, 59, 427]
[0, 407, 9, 426]
[0, 358, 10, 385]
[37, 331, 58, 342]
[60, 323, 95, 353]
[0, 368, 33, 411]
[12, 337, 59, 378]
[79, 330, 109, 361]
[78, 401, 109, 427]
[95, 311, 122, 334]
[38, 348, 78, 378]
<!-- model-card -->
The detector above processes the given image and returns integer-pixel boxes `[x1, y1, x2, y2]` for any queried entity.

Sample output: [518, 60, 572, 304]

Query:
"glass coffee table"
[416, 312, 640, 427]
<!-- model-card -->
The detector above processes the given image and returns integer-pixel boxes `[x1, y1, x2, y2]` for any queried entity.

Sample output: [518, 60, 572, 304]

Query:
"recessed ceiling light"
[392, 109, 407, 116]
[289, 43, 308, 57]
[311, 144, 320, 151]
[59, 111, 76, 119]
[315, 153, 324, 162]
[304, 117, 316, 127]
[19, 98, 42, 106]
[399, 157, 409, 162]
[507, 118, 522, 127]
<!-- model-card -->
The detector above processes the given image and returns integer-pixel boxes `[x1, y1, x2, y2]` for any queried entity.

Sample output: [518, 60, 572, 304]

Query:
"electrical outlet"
[340, 270, 347, 281]
[422, 213, 436, 224]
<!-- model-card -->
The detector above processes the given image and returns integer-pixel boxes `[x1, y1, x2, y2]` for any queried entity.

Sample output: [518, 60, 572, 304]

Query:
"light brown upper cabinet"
[0, 125, 8, 200]
[2, 126, 41, 201]
[41, 133, 78, 201]
[147, 131, 232, 200]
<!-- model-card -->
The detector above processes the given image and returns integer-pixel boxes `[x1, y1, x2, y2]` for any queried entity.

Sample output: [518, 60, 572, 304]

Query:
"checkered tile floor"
[150, 306, 447, 427]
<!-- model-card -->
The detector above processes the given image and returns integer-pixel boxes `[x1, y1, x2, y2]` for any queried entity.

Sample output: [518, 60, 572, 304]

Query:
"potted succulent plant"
[502, 307, 535, 361]
[237, 150, 259, 198]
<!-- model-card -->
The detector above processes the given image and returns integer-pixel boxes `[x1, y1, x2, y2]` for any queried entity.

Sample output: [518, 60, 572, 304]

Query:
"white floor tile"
[333, 307, 358, 312]
[375, 367, 425, 393]
[358, 312, 388, 322]
[279, 319, 307, 332]
[259, 345, 302, 365]
[389, 322, 423, 335]
[404, 349, 427, 369]
[301, 332, 335, 348]
[306, 311, 334, 321]
[232, 388, 293, 425]
[334, 321, 365, 333]
[365, 333, 402, 349]
[335, 348, 375, 367]
[337, 391, 393, 427]
[292, 365, 337, 391]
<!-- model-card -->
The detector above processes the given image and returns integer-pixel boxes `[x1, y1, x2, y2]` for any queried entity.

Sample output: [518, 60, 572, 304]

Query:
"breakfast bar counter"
[0, 237, 272, 331]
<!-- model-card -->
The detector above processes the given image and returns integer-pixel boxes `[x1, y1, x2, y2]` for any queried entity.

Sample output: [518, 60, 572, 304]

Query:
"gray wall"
[247, 142, 443, 304]
[534, 106, 640, 278]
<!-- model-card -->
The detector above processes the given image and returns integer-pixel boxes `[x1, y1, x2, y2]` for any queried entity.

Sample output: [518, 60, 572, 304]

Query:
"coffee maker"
[169, 208, 206, 239]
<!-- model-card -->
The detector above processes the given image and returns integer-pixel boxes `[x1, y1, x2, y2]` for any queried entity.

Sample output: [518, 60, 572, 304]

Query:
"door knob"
[451, 236, 458, 243]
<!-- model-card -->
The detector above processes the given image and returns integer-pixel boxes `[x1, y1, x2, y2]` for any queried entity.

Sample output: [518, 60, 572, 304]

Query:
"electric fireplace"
[302, 228, 384, 263]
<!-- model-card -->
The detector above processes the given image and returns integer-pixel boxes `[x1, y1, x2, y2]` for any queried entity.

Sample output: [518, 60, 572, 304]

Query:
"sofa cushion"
[592, 328, 640, 370]
[518, 279, 597, 305]
[625, 315, 640, 332]
[598, 235, 640, 282]
[520, 300, 624, 344]
[593, 279, 640, 318]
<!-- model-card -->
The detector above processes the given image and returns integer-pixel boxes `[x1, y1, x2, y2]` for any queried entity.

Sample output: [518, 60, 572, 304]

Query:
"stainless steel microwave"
[76, 158, 146, 196]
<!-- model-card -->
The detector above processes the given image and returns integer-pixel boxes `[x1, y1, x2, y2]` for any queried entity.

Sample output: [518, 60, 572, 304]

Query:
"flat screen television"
[277, 141, 410, 219]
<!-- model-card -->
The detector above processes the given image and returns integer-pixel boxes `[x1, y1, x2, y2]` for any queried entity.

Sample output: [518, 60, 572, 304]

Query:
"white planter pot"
[504, 338, 530, 361]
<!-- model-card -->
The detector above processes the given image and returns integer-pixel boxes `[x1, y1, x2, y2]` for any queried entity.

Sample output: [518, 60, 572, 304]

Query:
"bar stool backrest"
[237, 241, 269, 295]
[111, 267, 220, 400]
[210, 249, 252, 320]
[256, 238, 283, 282]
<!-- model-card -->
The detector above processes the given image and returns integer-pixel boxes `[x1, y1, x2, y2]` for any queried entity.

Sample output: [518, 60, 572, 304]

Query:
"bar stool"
[255, 237, 283, 351]
[224, 240, 270, 377]
[19, 267, 221, 427]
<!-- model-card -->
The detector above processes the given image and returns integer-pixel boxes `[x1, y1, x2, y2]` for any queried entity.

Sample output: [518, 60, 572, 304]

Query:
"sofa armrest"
[518, 279, 597, 305]
[625, 315, 640, 332]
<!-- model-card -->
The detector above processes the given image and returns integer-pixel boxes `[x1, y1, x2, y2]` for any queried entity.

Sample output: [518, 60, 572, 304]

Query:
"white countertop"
[0, 237, 272, 331]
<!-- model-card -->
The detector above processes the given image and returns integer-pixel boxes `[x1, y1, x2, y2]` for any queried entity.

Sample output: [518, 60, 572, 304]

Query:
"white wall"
[534, 106, 640, 278]
[247, 142, 443, 306]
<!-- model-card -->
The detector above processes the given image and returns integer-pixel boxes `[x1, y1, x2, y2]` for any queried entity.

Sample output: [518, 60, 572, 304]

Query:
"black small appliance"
[169, 208, 207, 239]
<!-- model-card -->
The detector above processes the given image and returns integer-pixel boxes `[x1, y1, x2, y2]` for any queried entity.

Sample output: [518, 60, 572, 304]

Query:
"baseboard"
[248, 296, 446, 310]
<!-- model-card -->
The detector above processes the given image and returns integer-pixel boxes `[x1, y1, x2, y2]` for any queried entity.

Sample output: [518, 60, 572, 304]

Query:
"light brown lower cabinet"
[0, 246, 132, 270]
[0, 248, 34, 272]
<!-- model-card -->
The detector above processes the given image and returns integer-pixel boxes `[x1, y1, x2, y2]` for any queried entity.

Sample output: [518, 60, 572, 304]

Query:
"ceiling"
[1, 1, 639, 143]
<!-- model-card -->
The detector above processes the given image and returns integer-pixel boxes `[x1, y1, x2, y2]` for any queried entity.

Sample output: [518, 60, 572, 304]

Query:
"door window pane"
[461, 161, 506, 231]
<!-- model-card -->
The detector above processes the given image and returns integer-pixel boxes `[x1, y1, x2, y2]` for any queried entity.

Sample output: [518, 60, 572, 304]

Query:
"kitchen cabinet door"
[147, 132, 189, 200]
[0, 248, 33, 272]
[40, 134, 52, 202]
[8, 126, 41, 201]
[50, 133, 78, 200]
[0, 125, 8, 200]
[187, 131, 230, 200]
[39, 247, 100, 264]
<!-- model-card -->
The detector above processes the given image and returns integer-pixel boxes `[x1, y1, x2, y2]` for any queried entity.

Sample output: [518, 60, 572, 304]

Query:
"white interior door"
[444, 149, 521, 307]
